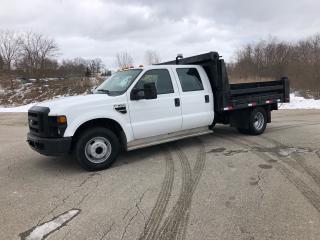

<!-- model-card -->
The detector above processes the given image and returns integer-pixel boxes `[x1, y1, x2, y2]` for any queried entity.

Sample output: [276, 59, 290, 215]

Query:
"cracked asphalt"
[1, 110, 320, 240]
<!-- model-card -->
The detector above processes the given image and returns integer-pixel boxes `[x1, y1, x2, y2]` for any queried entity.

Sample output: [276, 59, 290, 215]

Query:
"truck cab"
[27, 52, 289, 171]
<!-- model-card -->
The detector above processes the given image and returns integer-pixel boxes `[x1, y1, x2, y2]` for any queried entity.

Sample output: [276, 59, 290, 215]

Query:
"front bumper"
[27, 133, 72, 156]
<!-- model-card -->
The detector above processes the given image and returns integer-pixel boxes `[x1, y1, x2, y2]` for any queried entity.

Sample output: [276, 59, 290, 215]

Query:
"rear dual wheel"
[237, 107, 267, 135]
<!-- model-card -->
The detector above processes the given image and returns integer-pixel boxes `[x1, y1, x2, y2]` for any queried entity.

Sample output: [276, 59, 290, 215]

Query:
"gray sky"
[1, 0, 319, 67]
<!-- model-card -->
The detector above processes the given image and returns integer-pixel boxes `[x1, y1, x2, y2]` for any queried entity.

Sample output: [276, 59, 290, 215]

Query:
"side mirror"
[143, 82, 157, 100]
[130, 88, 142, 100]
[130, 82, 157, 100]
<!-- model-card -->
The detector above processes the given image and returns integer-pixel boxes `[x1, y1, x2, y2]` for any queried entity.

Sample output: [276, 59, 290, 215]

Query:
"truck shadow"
[115, 143, 170, 168]
[35, 144, 170, 172]
[115, 137, 208, 168]
[34, 126, 239, 172]
[34, 154, 83, 174]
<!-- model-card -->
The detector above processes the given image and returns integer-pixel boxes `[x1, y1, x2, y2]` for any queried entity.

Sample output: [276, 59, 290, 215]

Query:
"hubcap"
[253, 112, 265, 131]
[85, 137, 112, 164]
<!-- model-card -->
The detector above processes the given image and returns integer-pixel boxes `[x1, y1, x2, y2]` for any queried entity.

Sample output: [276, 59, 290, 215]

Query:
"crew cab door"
[173, 66, 214, 130]
[127, 68, 182, 139]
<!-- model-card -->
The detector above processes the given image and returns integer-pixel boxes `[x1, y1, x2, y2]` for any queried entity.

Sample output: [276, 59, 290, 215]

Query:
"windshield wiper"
[96, 89, 110, 94]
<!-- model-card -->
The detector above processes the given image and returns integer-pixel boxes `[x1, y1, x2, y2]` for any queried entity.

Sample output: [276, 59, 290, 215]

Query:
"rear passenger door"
[174, 67, 213, 130]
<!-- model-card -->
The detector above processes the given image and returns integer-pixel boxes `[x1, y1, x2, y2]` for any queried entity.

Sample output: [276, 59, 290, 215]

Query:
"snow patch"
[280, 93, 320, 109]
[21, 209, 80, 240]
[0, 103, 36, 112]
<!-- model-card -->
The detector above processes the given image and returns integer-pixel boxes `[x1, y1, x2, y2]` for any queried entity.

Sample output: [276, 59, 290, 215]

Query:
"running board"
[127, 127, 213, 151]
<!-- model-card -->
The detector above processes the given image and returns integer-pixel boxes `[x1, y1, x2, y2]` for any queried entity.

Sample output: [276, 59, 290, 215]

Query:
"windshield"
[94, 69, 142, 96]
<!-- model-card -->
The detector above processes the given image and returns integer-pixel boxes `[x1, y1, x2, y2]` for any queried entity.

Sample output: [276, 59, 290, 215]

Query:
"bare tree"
[88, 58, 104, 74]
[0, 55, 4, 70]
[0, 30, 21, 71]
[59, 57, 87, 77]
[58, 57, 105, 78]
[19, 32, 59, 79]
[115, 51, 133, 69]
[229, 33, 320, 95]
[144, 50, 161, 65]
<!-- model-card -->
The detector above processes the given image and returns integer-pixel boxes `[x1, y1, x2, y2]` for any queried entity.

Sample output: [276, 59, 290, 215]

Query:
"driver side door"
[127, 68, 182, 139]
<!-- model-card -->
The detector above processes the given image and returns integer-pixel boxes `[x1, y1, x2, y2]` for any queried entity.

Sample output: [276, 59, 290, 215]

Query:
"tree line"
[0, 30, 107, 83]
[0, 30, 162, 85]
[3, 29, 319, 95]
[228, 34, 320, 93]
[115, 49, 161, 69]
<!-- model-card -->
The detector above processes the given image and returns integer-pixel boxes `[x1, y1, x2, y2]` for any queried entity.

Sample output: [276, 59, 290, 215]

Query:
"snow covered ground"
[0, 103, 36, 112]
[0, 93, 319, 112]
[280, 93, 320, 109]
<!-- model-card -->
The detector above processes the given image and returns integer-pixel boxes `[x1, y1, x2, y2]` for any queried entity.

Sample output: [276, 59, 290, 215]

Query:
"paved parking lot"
[1, 110, 320, 240]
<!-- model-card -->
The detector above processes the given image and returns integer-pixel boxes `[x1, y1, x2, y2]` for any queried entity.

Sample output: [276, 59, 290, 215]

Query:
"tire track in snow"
[176, 138, 206, 240]
[138, 147, 175, 240]
[216, 134, 320, 214]
[154, 138, 206, 240]
[155, 144, 192, 240]
[260, 136, 320, 186]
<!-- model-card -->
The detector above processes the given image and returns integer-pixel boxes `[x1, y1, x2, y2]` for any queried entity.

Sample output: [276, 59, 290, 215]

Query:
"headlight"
[48, 115, 67, 137]
[57, 115, 67, 124]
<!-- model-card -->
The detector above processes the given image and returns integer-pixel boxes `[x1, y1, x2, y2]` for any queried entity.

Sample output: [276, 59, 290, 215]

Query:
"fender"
[63, 110, 134, 142]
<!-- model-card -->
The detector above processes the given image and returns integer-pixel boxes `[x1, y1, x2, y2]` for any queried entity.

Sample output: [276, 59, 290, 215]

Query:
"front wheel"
[74, 127, 120, 171]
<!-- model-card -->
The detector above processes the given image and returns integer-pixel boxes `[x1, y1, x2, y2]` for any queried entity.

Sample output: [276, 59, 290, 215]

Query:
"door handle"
[174, 98, 180, 107]
[205, 95, 209, 103]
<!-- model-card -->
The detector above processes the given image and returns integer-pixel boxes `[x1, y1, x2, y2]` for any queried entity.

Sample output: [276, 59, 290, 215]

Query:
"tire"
[209, 120, 216, 130]
[74, 127, 120, 171]
[248, 107, 267, 135]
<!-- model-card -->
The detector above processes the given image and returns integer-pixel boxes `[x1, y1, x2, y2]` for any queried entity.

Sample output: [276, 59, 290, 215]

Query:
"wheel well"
[229, 106, 270, 129]
[71, 118, 127, 151]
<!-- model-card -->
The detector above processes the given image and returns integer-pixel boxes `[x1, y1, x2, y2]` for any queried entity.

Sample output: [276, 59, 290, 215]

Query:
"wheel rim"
[85, 137, 112, 164]
[253, 112, 265, 131]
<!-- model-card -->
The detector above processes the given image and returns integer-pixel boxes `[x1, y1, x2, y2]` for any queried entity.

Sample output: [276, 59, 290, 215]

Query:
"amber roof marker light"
[176, 53, 183, 64]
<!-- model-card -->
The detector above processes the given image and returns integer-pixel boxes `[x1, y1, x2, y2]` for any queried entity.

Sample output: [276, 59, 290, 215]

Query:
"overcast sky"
[1, 0, 319, 67]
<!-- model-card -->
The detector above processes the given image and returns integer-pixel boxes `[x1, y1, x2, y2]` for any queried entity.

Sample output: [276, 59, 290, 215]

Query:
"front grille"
[28, 106, 67, 138]
[28, 106, 50, 137]
[28, 113, 40, 133]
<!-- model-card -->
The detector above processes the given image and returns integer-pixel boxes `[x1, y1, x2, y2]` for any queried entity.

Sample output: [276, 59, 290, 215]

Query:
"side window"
[134, 69, 174, 95]
[176, 68, 204, 92]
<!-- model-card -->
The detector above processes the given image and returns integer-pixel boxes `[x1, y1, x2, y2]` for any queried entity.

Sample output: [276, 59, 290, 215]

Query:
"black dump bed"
[158, 52, 290, 113]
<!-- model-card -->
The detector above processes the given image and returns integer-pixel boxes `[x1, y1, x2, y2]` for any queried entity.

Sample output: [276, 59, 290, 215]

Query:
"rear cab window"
[176, 68, 204, 92]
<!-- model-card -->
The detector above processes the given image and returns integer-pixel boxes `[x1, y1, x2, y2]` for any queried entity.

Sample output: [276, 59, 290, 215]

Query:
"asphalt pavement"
[1, 110, 320, 240]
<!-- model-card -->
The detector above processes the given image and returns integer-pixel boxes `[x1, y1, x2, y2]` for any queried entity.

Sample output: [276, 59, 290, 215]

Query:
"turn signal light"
[57, 115, 67, 124]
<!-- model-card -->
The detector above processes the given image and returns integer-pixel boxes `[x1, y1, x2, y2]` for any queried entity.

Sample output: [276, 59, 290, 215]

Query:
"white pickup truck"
[27, 52, 289, 170]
